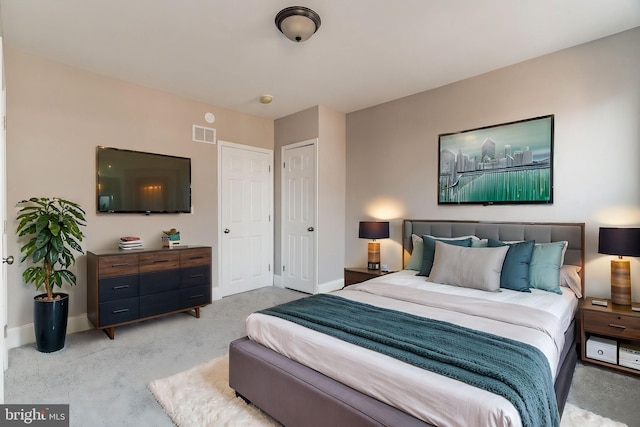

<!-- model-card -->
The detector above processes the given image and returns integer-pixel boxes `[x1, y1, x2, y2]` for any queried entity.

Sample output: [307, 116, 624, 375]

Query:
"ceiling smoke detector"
[275, 6, 321, 42]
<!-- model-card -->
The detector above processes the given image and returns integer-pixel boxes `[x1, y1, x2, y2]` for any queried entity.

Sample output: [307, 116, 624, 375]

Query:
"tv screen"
[97, 146, 191, 214]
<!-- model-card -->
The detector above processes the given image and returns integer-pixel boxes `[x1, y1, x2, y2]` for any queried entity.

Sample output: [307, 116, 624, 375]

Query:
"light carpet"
[148, 354, 627, 427]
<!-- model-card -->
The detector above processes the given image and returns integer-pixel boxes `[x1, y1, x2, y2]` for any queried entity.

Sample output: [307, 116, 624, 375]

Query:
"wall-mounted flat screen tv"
[97, 146, 191, 214]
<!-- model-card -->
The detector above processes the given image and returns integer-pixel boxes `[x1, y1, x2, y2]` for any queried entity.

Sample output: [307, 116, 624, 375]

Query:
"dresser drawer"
[180, 265, 211, 288]
[583, 310, 640, 339]
[180, 248, 211, 268]
[98, 275, 139, 302]
[139, 252, 180, 273]
[139, 270, 180, 295]
[99, 297, 139, 326]
[180, 285, 211, 308]
[98, 254, 139, 277]
[140, 290, 181, 318]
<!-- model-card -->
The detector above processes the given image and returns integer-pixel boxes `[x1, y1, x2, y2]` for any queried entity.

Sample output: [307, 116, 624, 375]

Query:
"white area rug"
[149, 354, 627, 427]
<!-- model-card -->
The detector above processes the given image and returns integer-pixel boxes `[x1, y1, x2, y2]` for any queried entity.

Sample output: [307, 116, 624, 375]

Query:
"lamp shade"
[359, 221, 390, 240]
[598, 228, 640, 257]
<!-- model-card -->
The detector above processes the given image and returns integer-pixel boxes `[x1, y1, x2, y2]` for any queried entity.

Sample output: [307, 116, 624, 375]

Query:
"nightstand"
[344, 267, 394, 287]
[580, 297, 640, 375]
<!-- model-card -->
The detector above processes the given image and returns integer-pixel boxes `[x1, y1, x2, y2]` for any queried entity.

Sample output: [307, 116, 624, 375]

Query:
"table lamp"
[359, 221, 390, 270]
[598, 227, 640, 305]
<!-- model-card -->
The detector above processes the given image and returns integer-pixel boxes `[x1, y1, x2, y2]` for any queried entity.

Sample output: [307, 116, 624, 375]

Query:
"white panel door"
[0, 36, 7, 402]
[281, 140, 316, 293]
[219, 141, 273, 297]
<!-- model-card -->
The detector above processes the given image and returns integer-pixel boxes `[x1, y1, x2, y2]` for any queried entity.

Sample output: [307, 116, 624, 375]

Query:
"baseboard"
[212, 286, 223, 301]
[272, 275, 343, 293]
[317, 278, 344, 294]
[273, 274, 283, 288]
[7, 313, 93, 350]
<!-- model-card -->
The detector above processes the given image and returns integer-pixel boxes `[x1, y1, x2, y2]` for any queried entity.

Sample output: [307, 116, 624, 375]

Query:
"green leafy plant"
[16, 197, 86, 300]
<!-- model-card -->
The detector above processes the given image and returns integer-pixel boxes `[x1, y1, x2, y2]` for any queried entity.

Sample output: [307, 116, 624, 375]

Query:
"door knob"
[224, 228, 230, 234]
[3, 255, 14, 265]
[307, 227, 314, 232]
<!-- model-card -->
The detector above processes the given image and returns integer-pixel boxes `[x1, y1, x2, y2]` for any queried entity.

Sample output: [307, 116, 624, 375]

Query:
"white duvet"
[246, 270, 578, 427]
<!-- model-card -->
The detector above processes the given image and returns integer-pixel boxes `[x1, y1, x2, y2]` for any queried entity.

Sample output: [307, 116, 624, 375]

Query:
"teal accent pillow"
[488, 239, 535, 292]
[529, 241, 567, 294]
[472, 239, 488, 248]
[417, 236, 473, 277]
[406, 234, 424, 270]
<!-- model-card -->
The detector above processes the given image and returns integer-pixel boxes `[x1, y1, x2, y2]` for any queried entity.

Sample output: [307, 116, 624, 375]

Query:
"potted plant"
[16, 197, 86, 353]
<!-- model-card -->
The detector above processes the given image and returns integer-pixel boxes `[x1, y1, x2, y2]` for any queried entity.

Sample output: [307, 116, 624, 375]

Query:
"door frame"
[1, 35, 6, 402]
[216, 140, 274, 300]
[280, 139, 318, 293]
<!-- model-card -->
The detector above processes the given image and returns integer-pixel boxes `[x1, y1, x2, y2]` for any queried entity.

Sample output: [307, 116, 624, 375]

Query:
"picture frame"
[438, 115, 554, 205]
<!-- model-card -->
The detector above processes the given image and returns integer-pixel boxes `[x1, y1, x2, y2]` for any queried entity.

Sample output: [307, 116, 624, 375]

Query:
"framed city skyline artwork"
[438, 115, 554, 205]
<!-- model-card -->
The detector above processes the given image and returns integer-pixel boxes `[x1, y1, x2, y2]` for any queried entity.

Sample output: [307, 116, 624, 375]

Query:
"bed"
[229, 220, 585, 427]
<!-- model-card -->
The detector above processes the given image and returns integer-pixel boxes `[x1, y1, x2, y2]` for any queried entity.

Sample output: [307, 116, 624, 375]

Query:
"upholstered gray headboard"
[402, 220, 585, 293]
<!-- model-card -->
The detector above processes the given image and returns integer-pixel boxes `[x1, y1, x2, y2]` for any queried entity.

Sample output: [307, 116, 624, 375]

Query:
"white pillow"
[429, 241, 509, 292]
[560, 265, 582, 298]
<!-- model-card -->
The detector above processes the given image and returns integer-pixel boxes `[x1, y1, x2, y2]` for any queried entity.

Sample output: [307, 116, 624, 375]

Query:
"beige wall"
[5, 48, 273, 328]
[317, 106, 346, 284]
[273, 106, 319, 276]
[274, 105, 346, 289]
[346, 27, 640, 299]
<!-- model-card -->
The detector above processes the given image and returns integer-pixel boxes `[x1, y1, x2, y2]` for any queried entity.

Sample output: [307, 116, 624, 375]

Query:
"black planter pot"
[33, 292, 69, 353]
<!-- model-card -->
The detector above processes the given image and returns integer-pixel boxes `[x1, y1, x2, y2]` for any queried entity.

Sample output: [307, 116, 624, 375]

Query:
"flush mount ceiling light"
[275, 6, 321, 42]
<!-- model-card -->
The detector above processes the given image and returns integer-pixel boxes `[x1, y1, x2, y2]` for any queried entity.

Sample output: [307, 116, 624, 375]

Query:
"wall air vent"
[192, 125, 216, 144]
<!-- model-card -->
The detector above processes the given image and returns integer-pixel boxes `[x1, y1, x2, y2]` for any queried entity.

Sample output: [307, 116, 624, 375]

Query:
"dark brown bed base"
[229, 220, 584, 426]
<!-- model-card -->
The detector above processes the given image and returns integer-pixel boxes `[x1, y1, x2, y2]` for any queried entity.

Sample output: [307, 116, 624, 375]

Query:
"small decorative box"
[161, 229, 181, 248]
[162, 236, 181, 248]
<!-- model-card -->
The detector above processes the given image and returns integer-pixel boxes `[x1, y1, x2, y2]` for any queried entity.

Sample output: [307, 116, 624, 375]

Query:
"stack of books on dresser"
[119, 236, 143, 250]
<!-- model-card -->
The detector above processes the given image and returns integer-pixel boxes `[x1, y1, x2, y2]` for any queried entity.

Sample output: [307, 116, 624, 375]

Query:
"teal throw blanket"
[259, 294, 559, 427]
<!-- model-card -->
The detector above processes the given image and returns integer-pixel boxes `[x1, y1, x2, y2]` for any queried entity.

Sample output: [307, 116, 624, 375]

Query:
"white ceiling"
[1, 1, 639, 120]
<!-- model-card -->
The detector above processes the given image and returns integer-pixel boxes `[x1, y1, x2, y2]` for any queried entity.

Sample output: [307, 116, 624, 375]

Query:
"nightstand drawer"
[583, 310, 640, 339]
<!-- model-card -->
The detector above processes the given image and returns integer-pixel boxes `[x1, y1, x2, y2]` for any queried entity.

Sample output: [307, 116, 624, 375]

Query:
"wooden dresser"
[87, 246, 212, 339]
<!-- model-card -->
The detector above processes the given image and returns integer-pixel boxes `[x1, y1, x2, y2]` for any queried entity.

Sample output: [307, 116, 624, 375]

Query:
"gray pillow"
[429, 242, 509, 292]
[417, 236, 473, 277]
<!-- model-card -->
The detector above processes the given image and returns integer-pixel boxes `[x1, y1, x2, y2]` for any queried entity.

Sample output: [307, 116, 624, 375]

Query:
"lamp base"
[367, 242, 381, 271]
[611, 259, 632, 306]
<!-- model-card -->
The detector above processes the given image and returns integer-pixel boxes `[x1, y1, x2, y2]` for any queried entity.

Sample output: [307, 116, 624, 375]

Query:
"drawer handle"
[112, 309, 130, 314]
[113, 285, 130, 290]
[111, 263, 129, 267]
[190, 274, 205, 278]
[189, 256, 204, 260]
[154, 259, 170, 263]
[608, 323, 627, 330]
[189, 294, 204, 299]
